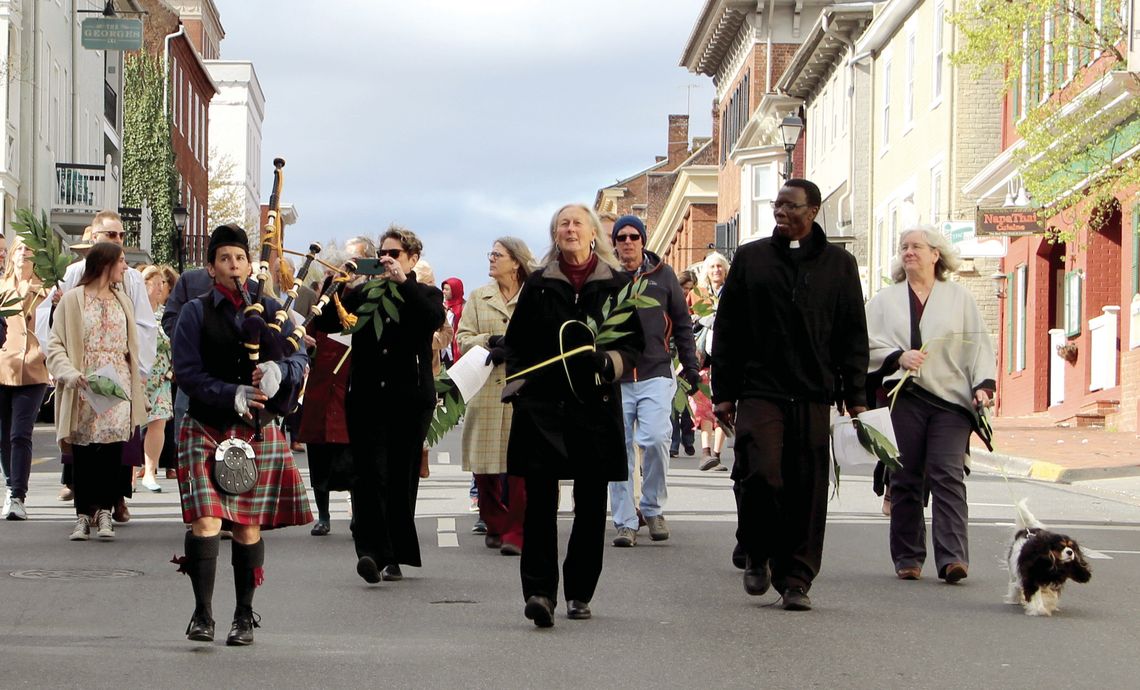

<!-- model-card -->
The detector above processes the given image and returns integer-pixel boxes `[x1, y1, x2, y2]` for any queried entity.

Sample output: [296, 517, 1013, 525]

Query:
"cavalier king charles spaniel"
[1006, 499, 1091, 616]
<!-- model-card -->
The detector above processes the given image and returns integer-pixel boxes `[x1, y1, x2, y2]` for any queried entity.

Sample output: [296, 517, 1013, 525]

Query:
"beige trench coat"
[455, 282, 517, 474]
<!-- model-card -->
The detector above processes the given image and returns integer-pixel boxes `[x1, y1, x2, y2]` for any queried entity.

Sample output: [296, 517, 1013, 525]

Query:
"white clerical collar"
[789, 240, 801, 249]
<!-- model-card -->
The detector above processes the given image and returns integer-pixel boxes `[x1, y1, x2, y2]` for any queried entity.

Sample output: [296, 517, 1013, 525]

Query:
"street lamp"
[172, 202, 189, 273]
[990, 271, 1008, 299]
[779, 114, 804, 179]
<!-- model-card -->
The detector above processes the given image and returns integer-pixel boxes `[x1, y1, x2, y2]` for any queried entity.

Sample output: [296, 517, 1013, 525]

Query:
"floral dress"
[70, 294, 132, 445]
[144, 305, 172, 422]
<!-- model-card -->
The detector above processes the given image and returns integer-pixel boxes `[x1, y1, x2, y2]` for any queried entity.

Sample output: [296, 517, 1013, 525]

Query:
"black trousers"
[732, 398, 831, 593]
[72, 442, 125, 516]
[670, 405, 695, 452]
[889, 393, 972, 574]
[349, 408, 430, 568]
[520, 476, 607, 605]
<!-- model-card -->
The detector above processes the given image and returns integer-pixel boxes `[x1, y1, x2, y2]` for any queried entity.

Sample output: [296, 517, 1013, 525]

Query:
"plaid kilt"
[177, 417, 313, 528]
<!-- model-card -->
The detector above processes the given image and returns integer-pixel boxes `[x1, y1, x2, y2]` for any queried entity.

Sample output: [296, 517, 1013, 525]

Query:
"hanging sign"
[941, 220, 1007, 258]
[975, 208, 1044, 236]
[81, 18, 143, 51]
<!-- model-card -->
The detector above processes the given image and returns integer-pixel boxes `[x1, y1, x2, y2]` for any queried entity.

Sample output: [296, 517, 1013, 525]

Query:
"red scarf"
[214, 283, 244, 309]
[559, 253, 598, 293]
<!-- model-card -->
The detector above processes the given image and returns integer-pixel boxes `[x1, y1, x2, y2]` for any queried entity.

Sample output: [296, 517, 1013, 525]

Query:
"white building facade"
[205, 59, 264, 230]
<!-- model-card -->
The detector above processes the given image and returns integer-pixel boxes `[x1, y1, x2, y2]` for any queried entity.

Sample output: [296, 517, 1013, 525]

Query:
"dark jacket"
[710, 223, 868, 409]
[172, 288, 308, 432]
[313, 273, 446, 418]
[162, 268, 213, 339]
[618, 250, 699, 384]
[503, 260, 643, 481]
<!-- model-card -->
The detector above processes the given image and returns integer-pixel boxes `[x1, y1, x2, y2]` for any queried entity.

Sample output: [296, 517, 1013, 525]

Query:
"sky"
[213, 0, 714, 290]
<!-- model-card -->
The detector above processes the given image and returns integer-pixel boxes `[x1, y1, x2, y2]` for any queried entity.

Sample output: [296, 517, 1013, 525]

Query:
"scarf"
[559, 253, 598, 293]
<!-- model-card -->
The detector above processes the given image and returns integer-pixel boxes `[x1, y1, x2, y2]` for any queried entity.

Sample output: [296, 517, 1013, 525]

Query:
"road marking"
[437, 516, 458, 548]
[1081, 548, 1112, 559]
[437, 452, 451, 464]
[1094, 549, 1140, 555]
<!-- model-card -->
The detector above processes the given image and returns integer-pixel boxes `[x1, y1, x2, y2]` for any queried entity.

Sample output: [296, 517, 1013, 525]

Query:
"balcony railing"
[104, 81, 117, 127]
[54, 163, 107, 211]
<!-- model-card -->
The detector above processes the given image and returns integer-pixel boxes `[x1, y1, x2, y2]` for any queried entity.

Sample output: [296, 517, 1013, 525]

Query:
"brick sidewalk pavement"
[971, 415, 1140, 482]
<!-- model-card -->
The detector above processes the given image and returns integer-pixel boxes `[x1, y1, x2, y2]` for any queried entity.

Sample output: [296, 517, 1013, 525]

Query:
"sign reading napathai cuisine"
[975, 208, 1044, 236]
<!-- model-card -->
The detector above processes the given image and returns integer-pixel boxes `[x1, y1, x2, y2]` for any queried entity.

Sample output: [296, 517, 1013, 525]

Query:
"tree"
[950, 1, 1138, 241]
[122, 52, 178, 264]
[208, 146, 257, 233]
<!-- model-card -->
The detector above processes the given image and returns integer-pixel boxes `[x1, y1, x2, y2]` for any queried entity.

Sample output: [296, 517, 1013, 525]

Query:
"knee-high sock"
[185, 532, 220, 620]
[231, 539, 265, 615]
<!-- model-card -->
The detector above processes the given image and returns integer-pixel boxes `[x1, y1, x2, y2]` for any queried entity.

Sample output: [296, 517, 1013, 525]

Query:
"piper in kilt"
[171, 225, 312, 646]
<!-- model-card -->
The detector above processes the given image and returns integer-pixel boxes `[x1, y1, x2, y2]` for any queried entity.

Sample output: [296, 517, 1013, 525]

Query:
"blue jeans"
[0, 383, 48, 500]
[609, 377, 675, 530]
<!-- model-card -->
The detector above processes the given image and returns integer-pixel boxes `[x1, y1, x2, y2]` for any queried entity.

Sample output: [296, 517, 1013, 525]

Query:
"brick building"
[962, 4, 1140, 429]
[139, 0, 217, 265]
[679, 0, 834, 254]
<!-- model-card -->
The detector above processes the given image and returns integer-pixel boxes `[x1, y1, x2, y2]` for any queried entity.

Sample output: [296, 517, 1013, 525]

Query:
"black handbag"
[212, 438, 259, 495]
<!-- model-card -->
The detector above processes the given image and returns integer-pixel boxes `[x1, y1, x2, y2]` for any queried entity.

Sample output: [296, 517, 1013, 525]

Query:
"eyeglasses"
[769, 201, 813, 211]
[614, 233, 642, 243]
[488, 251, 506, 260]
[378, 248, 404, 259]
[96, 231, 126, 239]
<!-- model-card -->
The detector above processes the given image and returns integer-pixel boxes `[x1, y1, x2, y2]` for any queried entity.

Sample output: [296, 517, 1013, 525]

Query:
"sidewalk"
[970, 415, 1140, 483]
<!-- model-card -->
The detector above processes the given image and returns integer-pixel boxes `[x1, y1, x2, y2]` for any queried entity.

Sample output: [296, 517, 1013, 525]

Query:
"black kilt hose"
[171, 289, 312, 528]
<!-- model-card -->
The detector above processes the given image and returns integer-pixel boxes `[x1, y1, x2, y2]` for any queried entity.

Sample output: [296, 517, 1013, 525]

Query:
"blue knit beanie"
[612, 215, 647, 244]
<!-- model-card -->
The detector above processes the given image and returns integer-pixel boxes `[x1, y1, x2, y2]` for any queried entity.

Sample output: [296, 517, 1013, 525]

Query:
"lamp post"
[779, 114, 804, 179]
[172, 202, 188, 273]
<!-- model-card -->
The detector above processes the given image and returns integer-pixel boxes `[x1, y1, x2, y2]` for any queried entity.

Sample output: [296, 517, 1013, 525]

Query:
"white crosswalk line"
[436, 452, 451, 464]
[1081, 548, 1113, 559]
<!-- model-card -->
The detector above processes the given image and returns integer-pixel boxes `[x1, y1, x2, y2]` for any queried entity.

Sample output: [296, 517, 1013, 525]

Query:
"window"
[930, 167, 943, 224]
[881, 57, 891, 149]
[1133, 203, 1140, 296]
[932, 1, 945, 103]
[719, 72, 751, 165]
[904, 29, 916, 128]
[1064, 271, 1082, 337]
[1014, 264, 1028, 371]
[751, 163, 777, 236]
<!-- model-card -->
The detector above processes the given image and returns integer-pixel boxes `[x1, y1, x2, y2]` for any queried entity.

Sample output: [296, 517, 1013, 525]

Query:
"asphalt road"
[4, 425, 1140, 688]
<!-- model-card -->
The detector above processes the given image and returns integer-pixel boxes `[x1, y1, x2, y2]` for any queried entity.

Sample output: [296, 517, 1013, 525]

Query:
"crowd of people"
[0, 177, 996, 640]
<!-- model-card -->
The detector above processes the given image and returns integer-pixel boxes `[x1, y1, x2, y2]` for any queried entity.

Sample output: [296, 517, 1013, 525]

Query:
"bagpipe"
[235, 157, 356, 437]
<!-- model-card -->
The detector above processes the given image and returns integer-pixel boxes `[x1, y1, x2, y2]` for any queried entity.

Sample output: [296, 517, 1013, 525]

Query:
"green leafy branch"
[427, 371, 466, 447]
[671, 355, 711, 414]
[585, 276, 658, 347]
[12, 208, 72, 294]
[87, 373, 130, 401]
[345, 278, 404, 341]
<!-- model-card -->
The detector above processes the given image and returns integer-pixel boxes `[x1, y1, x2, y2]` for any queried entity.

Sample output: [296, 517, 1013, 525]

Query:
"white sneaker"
[5, 497, 27, 521]
[1, 493, 11, 519]
[69, 514, 91, 541]
[140, 476, 162, 493]
[95, 509, 115, 540]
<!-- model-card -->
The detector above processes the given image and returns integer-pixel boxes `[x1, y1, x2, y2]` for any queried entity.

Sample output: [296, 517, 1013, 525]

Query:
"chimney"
[667, 114, 689, 167]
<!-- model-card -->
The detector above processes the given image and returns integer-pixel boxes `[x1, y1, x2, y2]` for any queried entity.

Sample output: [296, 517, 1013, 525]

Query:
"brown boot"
[699, 448, 720, 471]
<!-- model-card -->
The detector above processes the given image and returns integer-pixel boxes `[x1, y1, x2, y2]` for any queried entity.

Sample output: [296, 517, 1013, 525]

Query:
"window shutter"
[1132, 204, 1139, 295]
[1006, 271, 1015, 372]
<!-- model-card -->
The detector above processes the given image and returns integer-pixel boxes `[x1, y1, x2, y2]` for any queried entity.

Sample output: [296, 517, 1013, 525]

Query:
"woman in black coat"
[315, 226, 445, 584]
[496, 204, 643, 628]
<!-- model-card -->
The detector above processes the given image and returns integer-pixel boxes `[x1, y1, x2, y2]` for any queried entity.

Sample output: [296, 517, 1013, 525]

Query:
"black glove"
[485, 335, 506, 366]
[487, 335, 503, 348]
[591, 350, 615, 382]
[681, 369, 701, 396]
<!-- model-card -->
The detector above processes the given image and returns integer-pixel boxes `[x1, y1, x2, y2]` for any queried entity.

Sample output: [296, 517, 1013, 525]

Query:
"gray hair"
[344, 235, 377, 259]
[540, 204, 620, 270]
[494, 236, 537, 284]
[890, 225, 961, 283]
[700, 251, 731, 293]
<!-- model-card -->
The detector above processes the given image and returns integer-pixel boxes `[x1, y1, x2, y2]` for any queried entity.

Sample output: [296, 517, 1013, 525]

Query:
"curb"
[971, 449, 1140, 484]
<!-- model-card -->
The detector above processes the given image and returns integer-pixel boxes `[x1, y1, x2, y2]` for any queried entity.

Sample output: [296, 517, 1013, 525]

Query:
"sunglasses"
[97, 231, 126, 239]
[614, 233, 641, 243]
[378, 248, 404, 259]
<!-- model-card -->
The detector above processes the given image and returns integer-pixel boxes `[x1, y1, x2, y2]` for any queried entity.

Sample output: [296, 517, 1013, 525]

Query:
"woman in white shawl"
[864, 226, 995, 585]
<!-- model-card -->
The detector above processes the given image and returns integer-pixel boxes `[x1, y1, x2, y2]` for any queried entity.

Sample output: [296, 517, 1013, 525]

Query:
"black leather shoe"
[567, 600, 591, 620]
[732, 543, 747, 570]
[743, 558, 771, 596]
[782, 587, 812, 611]
[485, 534, 503, 549]
[310, 519, 330, 536]
[185, 613, 214, 642]
[500, 542, 521, 556]
[381, 564, 403, 581]
[225, 610, 260, 646]
[356, 556, 381, 584]
[524, 595, 555, 628]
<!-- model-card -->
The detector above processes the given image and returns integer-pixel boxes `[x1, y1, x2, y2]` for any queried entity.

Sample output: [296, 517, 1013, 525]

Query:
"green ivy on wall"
[122, 52, 178, 265]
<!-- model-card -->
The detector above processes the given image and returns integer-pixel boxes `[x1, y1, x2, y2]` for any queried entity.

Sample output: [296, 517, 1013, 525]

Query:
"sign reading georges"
[81, 18, 143, 51]
[976, 207, 1044, 236]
